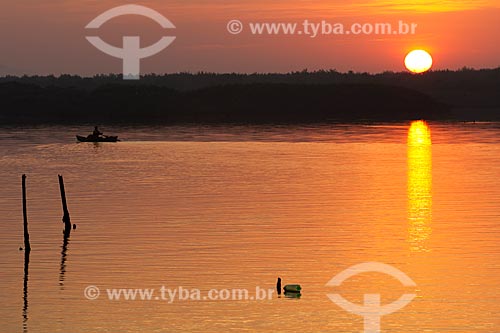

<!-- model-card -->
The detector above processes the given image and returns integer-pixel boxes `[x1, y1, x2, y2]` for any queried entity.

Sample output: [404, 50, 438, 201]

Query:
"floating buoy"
[284, 291, 302, 299]
[283, 284, 302, 293]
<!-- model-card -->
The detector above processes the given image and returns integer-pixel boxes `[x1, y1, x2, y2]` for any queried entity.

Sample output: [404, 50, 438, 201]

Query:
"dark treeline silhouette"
[0, 82, 449, 123]
[1, 67, 499, 105]
[1, 67, 498, 123]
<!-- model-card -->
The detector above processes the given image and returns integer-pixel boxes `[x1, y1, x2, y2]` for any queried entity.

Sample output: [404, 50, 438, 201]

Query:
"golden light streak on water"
[407, 120, 432, 252]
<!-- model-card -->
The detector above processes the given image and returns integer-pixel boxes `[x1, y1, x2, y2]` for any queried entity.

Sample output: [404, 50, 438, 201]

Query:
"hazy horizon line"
[2, 66, 499, 79]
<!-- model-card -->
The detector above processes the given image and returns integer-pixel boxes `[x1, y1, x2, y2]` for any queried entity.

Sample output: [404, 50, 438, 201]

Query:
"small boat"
[76, 135, 120, 143]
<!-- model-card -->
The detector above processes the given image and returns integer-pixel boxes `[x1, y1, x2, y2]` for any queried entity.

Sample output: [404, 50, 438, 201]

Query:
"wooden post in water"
[22, 175, 31, 252]
[58, 175, 72, 234]
[22, 247, 30, 332]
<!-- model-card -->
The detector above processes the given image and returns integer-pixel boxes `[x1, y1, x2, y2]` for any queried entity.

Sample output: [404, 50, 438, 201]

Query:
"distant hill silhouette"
[1, 67, 498, 123]
[0, 82, 449, 124]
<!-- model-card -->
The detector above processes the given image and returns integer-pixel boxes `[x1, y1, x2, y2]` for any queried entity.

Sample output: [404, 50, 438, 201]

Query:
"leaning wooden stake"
[58, 175, 72, 234]
[22, 175, 31, 252]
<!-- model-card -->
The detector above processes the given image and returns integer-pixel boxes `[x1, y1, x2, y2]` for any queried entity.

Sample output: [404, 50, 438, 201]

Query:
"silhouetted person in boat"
[93, 126, 103, 137]
[277, 277, 282, 296]
[89, 126, 103, 140]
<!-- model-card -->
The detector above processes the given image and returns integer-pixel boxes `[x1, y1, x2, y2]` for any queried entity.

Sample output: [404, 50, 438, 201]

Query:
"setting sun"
[404, 50, 433, 74]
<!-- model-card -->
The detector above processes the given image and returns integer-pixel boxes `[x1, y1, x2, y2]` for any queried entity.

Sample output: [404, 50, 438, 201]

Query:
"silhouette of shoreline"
[1, 68, 498, 123]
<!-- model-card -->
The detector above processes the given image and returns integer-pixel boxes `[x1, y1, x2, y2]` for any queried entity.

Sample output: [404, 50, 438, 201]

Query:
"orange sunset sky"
[0, 0, 499, 75]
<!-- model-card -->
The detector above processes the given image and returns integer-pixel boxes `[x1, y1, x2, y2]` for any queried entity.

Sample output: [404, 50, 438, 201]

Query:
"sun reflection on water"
[407, 120, 432, 252]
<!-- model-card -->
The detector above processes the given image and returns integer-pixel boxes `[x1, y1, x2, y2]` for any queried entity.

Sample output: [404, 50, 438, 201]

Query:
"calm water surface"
[0, 123, 499, 332]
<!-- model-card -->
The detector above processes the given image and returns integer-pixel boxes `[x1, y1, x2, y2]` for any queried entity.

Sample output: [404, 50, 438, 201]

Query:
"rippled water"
[0, 123, 499, 332]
